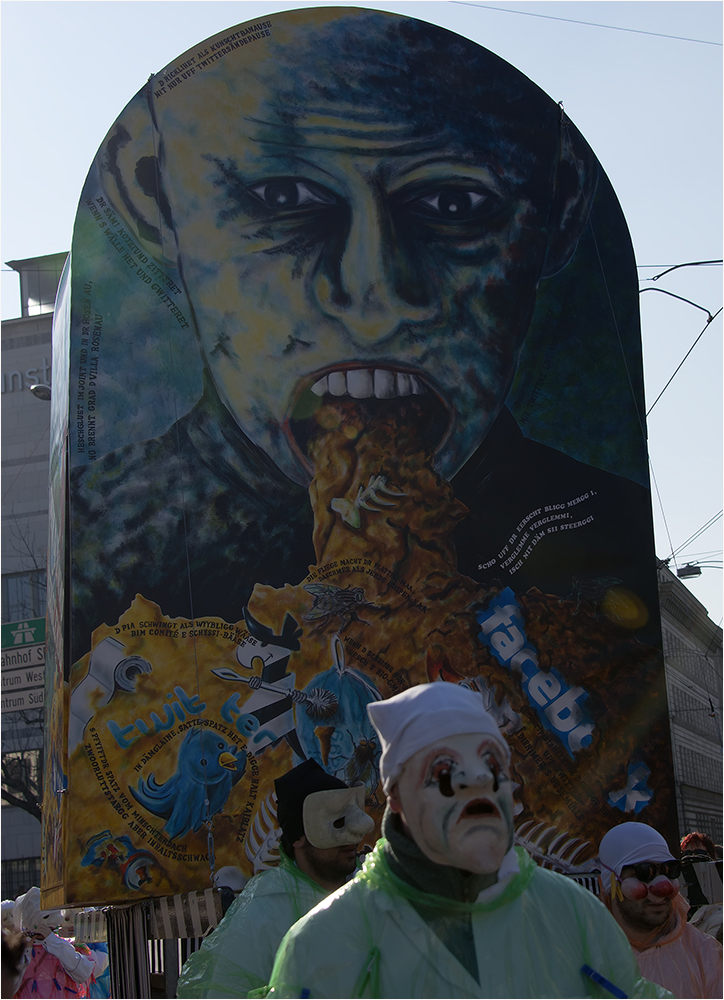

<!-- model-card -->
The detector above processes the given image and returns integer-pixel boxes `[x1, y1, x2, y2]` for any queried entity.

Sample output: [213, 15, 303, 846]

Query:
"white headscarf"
[367, 682, 510, 794]
[1, 899, 15, 929]
[13, 886, 63, 935]
[599, 822, 675, 878]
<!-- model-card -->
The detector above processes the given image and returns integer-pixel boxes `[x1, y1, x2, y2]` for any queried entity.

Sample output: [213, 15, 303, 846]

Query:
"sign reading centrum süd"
[1, 618, 46, 712]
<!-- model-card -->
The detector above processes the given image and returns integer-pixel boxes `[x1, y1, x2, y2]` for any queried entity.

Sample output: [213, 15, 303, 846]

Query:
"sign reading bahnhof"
[2, 618, 46, 712]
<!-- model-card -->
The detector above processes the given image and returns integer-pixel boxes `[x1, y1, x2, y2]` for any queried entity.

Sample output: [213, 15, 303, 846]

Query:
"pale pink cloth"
[14, 939, 92, 999]
[633, 902, 723, 999]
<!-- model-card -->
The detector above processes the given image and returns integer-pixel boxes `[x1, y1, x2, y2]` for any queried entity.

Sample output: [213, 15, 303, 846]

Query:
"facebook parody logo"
[476, 588, 593, 757]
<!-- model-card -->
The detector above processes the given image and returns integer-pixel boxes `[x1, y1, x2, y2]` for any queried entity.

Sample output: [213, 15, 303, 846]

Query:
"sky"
[2, 0, 722, 621]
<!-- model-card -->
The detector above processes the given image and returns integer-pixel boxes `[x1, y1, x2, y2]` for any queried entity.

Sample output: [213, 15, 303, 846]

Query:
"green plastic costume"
[268, 844, 672, 998]
[176, 851, 328, 999]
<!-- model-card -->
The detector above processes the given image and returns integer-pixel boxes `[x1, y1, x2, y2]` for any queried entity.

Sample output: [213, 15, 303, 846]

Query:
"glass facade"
[0, 857, 42, 899]
[6, 253, 67, 319]
[1, 569, 47, 623]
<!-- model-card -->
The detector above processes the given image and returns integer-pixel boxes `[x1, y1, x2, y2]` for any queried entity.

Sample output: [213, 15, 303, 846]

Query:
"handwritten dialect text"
[480, 490, 598, 575]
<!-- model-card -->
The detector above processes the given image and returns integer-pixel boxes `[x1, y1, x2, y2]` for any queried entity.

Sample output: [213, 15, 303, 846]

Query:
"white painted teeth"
[346, 369, 373, 399]
[328, 371, 347, 396]
[310, 369, 425, 400]
[373, 369, 396, 398]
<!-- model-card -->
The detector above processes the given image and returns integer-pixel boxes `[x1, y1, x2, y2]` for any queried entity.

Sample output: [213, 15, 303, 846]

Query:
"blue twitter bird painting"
[131, 729, 246, 840]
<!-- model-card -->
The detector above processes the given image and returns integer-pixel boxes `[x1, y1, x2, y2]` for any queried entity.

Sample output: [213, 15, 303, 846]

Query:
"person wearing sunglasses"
[599, 822, 722, 998]
[268, 686, 669, 998]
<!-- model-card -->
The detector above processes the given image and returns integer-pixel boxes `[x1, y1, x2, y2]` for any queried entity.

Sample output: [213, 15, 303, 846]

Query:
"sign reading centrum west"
[1, 618, 46, 712]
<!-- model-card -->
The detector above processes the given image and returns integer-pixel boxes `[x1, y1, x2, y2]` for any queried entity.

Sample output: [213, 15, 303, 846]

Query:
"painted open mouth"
[457, 798, 499, 822]
[309, 368, 427, 400]
[288, 366, 451, 468]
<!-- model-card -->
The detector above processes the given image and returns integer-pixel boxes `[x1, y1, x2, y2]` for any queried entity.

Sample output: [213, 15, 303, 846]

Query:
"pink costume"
[14, 936, 92, 999]
[628, 895, 723, 1000]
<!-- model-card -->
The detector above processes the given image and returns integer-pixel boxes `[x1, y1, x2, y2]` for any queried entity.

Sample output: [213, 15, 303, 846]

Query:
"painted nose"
[312, 198, 438, 344]
[453, 759, 497, 793]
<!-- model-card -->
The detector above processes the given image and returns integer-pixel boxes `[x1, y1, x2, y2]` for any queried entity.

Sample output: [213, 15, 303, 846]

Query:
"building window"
[1, 749, 42, 805]
[675, 744, 723, 794]
[663, 629, 723, 690]
[19, 260, 65, 317]
[669, 685, 721, 742]
[1, 571, 46, 623]
[682, 807, 723, 847]
[0, 857, 42, 900]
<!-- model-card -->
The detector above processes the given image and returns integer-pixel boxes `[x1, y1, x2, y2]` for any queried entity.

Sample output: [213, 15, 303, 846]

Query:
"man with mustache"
[176, 759, 373, 998]
[267, 684, 667, 998]
[599, 822, 722, 998]
[69, 8, 655, 663]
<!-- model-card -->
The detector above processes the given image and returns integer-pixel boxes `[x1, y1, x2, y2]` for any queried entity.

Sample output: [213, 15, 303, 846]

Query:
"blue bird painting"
[130, 729, 245, 840]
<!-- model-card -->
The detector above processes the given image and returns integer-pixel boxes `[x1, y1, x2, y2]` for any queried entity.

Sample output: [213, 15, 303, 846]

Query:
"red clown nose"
[621, 877, 648, 900]
[648, 875, 679, 898]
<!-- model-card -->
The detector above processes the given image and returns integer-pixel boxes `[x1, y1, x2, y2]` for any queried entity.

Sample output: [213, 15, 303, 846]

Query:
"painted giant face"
[391, 731, 514, 874]
[158, 30, 558, 486]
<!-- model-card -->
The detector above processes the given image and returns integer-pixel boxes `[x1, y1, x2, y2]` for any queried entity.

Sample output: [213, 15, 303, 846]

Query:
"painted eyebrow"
[420, 747, 459, 776]
[395, 154, 492, 174]
[426, 746, 459, 759]
[478, 740, 510, 772]
[391, 156, 503, 184]
[244, 154, 340, 184]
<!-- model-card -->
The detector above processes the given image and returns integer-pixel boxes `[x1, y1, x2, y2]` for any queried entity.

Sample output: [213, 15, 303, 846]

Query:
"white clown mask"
[302, 785, 374, 849]
[391, 731, 514, 874]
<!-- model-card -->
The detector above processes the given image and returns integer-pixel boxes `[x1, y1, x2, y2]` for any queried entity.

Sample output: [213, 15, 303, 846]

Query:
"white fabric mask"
[302, 785, 374, 848]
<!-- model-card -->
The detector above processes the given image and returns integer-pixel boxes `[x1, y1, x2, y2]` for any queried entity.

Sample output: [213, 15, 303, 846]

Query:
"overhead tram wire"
[645, 307, 722, 416]
[559, 104, 677, 580]
[639, 288, 714, 322]
[650, 462, 678, 575]
[649, 260, 722, 281]
[638, 260, 722, 586]
[449, 2, 723, 47]
[560, 114, 684, 585]
[674, 549, 724, 566]
[636, 262, 723, 273]
[668, 511, 723, 561]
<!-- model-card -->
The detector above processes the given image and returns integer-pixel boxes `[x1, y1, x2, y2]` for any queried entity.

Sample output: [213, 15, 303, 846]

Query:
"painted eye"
[431, 761, 451, 782]
[483, 751, 507, 790]
[429, 759, 455, 797]
[249, 179, 335, 210]
[217, 742, 225, 750]
[333, 816, 346, 828]
[415, 189, 488, 219]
